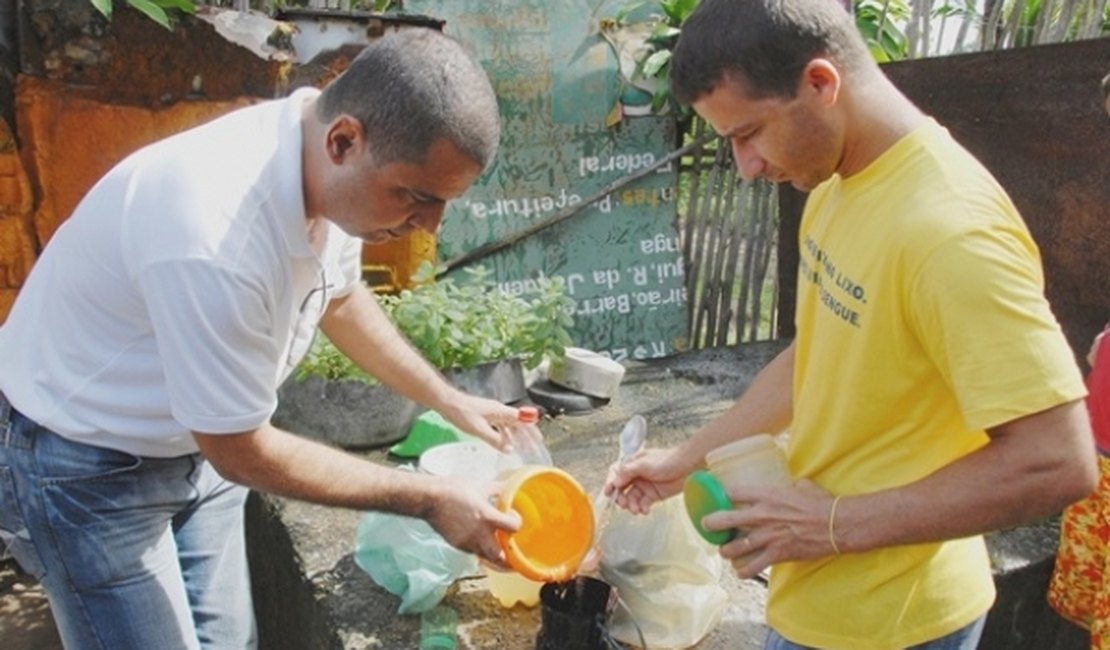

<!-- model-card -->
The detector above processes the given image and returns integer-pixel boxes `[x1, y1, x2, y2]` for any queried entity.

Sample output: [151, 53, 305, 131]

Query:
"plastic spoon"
[588, 415, 647, 561]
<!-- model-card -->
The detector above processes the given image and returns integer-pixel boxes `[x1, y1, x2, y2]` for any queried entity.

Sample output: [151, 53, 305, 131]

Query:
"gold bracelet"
[828, 495, 843, 555]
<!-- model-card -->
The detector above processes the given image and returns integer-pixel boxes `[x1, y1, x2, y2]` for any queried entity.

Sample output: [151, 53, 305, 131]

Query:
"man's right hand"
[424, 476, 521, 567]
[603, 447, 692, 514]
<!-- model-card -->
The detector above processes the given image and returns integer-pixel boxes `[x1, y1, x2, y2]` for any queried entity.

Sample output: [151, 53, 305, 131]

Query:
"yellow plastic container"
[495, 466, 594, 584]
[361, 229, 436, 292]
[483, 565, 544, 608]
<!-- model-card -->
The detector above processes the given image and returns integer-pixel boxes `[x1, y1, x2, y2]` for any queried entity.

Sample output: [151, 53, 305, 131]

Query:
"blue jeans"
[764, 615, 986, 650]
[0, 392, 256, 649]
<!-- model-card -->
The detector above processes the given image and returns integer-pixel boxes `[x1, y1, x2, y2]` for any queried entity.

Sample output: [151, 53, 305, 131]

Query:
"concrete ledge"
[982, 522, 1087, 650]
[245, 503, 1089, 649]
[247, 494, 344, 649]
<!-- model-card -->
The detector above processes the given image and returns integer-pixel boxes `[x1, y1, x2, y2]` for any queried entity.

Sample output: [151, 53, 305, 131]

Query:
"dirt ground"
[0, 559, 62, 650]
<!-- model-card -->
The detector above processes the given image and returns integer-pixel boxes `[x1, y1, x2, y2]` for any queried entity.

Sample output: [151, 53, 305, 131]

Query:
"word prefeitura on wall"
[409, 0, 688, 359]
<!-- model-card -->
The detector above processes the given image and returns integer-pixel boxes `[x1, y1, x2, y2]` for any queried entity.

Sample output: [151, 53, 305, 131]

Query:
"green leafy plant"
[297, 262, 575, 384]
[611, 0, 921, 118]
[90, 0, 196, 31]
[608, 0, 700, 117]
[855, 0, 911, 61]
[295, 334, 377, 384]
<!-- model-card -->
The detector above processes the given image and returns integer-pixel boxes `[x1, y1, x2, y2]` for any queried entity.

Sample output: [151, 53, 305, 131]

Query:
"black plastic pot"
[535, 576, 623, 650]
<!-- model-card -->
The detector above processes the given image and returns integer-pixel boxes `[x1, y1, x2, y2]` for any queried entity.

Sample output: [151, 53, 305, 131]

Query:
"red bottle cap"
[517, 406, 540, 423]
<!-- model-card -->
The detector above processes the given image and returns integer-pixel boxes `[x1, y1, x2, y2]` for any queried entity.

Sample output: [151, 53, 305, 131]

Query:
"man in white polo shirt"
[0, 28, 520, 649]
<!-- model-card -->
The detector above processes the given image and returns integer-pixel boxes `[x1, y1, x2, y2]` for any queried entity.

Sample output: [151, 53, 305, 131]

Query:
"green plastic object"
[389, 410, 476, 458]
[683, 470, 737, 545]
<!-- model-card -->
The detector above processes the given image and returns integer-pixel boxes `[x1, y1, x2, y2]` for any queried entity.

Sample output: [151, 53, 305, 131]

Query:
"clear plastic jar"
[704, 434, 791, 564]
[704, 434, 792, 493]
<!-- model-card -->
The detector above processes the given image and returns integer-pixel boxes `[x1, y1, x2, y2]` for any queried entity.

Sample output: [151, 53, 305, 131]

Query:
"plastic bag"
[354, 510, 479, 615]
[598, 494, 729, 649]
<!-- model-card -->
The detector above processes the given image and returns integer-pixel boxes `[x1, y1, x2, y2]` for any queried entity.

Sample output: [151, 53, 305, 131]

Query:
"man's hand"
[438, 392, 528, 451]
[603, 447, 693, 514]
[702, 479, 836, 579]
[193, 425, 522, 565]
[424, 476, 521, 566]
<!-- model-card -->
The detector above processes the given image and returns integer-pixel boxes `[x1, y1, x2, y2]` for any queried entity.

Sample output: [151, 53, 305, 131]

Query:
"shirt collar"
[274, 87, 320, 258]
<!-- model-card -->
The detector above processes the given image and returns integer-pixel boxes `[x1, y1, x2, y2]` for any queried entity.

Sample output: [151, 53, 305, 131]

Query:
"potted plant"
[273, 263, 575, 449]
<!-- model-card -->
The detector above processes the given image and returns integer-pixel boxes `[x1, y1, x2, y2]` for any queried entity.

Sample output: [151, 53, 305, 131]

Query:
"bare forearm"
[677, 342, 796, 470]
[836, 399, 1096, 553]
[196, 424, 444, 517]
[321, 286, 462, 411]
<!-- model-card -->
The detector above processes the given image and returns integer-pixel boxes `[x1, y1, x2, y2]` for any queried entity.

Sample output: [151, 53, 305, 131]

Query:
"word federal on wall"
[408, 0, 688, 360]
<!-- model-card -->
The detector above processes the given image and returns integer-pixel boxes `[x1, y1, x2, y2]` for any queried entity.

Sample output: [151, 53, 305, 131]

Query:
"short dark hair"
[316, 28, 500, 167]
[670, 0, 872, 104]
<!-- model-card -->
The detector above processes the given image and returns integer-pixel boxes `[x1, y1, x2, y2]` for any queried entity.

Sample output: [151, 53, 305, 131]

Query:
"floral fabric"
[1049, 454, 1110, 648]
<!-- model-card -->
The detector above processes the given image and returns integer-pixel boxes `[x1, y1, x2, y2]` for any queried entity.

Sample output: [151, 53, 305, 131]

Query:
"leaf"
[127, 0, 173, 29]
[641, 49, 672, 78]
[650, 23, 681, 40]
[91, 0, 113, 18]
[154, 0, 196, 13]
[672, 0, 701, 22]
[614, 0, 649, 25]
[660, 0, 686, 23]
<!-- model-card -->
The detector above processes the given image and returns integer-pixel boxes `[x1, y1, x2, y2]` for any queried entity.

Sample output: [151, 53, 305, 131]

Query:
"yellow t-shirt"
[770, 119, 1086, 650]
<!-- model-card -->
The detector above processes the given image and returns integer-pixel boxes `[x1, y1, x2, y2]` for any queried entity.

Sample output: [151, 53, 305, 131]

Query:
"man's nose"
[411, 205, 446, 235]
[731, 139, 765, 181]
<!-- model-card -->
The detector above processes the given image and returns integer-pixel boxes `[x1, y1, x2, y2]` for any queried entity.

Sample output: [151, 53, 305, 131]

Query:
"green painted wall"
[409, 0, 688, 360]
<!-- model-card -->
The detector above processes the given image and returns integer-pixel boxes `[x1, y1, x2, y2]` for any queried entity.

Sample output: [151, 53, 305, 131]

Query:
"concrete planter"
[443, 357, 527, 404]
[273, 358, 527, 450]
[273, 375, 422, 450]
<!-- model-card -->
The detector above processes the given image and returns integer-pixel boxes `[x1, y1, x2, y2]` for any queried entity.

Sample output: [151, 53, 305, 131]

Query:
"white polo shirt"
[0, 88, 362, 457]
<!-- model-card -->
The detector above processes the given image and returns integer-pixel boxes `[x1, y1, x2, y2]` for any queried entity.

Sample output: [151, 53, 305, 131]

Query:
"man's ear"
[324, 114, 366, 164]
[800, 58, 841, 106]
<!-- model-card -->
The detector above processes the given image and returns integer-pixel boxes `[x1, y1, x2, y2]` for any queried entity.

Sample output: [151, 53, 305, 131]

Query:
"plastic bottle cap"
[683, 470, 737, 545]
[517, 406, 540, 423]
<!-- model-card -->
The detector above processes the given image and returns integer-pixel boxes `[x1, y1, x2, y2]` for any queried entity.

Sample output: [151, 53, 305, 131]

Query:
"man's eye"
[735, 129, 758, 144]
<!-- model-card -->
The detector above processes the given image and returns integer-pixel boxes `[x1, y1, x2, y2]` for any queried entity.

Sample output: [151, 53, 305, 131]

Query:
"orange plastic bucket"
[495, 466, 594, 583]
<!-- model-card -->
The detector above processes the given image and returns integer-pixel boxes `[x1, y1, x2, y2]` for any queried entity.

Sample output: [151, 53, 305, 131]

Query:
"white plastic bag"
[353, 510, 479, 615]
[598, 494, 729, 649]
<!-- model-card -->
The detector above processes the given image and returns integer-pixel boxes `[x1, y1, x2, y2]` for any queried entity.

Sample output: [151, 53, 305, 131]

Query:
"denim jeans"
[764, 615, 986, 650]
[0, 392, 256, 649]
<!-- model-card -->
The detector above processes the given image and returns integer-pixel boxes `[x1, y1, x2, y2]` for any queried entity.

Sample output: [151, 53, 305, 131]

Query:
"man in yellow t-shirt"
[606, 1, 1096, 649]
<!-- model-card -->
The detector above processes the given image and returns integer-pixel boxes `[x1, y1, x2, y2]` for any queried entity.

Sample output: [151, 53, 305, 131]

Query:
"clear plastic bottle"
[506, 405, 553, 466]
[419, 605, 458, 649]
[704, 434, 791, 492]
[485, 405, 553, 608]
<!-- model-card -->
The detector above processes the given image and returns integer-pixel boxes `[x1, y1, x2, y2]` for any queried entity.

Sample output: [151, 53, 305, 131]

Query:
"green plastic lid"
[683, 470, 736, 545]
[389, 410, 476, 458]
